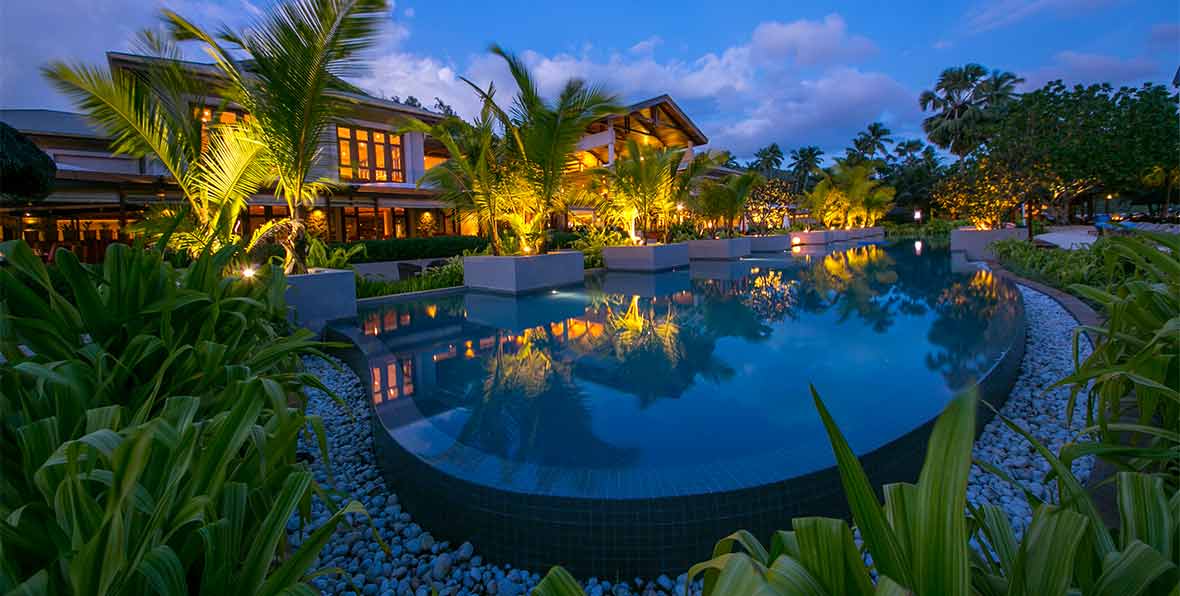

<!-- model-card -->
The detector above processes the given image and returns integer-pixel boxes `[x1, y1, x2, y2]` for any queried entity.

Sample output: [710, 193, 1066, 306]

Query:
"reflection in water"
[357, 242, 1020, 475]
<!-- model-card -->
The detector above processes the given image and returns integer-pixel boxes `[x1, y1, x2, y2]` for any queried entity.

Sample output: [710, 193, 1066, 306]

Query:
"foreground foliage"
[535, 387, 1178, 595]
[1056, 232, 1180, 489]
[0, 240, 370, 595]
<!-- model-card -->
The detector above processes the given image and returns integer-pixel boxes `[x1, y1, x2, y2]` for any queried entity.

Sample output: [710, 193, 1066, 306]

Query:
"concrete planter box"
[463, 252, 584, 294]
[789, 230, 829, 246]
[286, 268, 357, 333]
[747, 235, 792, 253]
[950, 228, 1025, 261]
[602, 243, 689, 271]
[686, 238, 751, 260]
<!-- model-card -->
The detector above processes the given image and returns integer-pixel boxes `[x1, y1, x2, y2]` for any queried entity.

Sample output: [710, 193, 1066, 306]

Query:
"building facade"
[0, 52, 710, 261]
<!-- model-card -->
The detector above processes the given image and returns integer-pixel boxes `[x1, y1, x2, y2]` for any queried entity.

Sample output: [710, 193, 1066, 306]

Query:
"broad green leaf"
[811, 385, 912, 587]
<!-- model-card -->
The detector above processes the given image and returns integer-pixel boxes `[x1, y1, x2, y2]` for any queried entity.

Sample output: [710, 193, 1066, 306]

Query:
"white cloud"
[964, 0, 1116, 33]
[628, 36, 662, 56]
[750, 14, 876, 66]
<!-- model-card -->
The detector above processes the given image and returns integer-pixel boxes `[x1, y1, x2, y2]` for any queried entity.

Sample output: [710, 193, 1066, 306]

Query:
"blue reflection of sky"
[359, 243, 1020, 497]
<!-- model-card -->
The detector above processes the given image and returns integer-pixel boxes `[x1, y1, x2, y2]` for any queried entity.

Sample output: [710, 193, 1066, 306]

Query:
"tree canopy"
[0, 122, 56, 204]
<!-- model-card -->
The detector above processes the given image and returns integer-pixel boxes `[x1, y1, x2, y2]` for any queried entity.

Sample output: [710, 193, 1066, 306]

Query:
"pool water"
[351, 241, 1022, 499]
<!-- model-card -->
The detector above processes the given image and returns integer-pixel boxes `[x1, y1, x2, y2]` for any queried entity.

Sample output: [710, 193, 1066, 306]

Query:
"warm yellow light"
[676, 203, 684, 211]
[791, 245, 801, 254]
[791, 236, 802, 245]
[241, 266, 257, 279]
[425, 304, 438, 318]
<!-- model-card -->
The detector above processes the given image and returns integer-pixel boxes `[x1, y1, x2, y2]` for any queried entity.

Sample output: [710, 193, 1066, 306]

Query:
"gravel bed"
[965, 284, 1094, 536]
[291, 283, 1093, 594]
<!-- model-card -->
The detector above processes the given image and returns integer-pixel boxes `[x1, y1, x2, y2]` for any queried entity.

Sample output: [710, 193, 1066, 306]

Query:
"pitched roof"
[621, 95, 709, 145]
[0, 109, 105, 139]
[106, 52, 447, 123]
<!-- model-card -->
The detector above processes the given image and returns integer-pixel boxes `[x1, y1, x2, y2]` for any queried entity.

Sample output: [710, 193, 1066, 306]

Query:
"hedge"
[337, 235, 488, 263]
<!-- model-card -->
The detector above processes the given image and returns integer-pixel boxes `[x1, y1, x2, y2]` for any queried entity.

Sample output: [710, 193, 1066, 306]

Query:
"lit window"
[335, 126, 404, 183]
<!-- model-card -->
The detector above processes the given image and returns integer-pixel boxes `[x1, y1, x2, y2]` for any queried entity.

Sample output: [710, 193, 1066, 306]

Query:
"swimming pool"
[330, 241, 1025, 576]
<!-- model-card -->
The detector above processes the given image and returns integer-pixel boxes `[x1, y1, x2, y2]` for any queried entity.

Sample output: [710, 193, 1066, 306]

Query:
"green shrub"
[1057, 232, 1179, 489]
[536, 387, 1179, 595]
[355, 256, 464, 298]
[0, 240, 373, 594]
[344, 236, 488, 263]
[992, 238, 1113, 289]
[307, 236, 365, 269]
[571, 229, 627, 269]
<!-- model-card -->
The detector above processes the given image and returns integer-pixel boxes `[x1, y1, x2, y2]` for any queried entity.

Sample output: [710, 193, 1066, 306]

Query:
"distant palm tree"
[788, 145, 824, 194]
[855, 122, 894, 161]
[919, 63, 1023, 158]
[750, 143, 784, 174]
[166, 0, 390, 273]
[893, 139, 925, 163]
[465, 45, 622, 252]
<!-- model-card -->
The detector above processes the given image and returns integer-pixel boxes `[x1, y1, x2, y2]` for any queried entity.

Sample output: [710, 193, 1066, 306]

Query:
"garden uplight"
[242, 266, 257, 279]
[791, 236, 802, 245]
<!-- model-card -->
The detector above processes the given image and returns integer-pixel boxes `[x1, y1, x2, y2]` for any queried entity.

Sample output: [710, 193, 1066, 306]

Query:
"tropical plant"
[0, 239, 373, 595]
[807, 161, 895, 229]
[1055, 232, 1179, 489]
[788, 146, 824, 194]
[465, 45, 622, 252]
[595, 138, 711, 242]
[1143, 164, 1178, 220]
[44, 35, 271, 256]
[306, 235, 365, 269]
[354, 256, 463, 298]
[746, 178, 797, 233]
[933, 157, 1020, 230]
[0, 122, 56, 203]
[165, 0, 390, 274]
[401, 99, 513, 255]
[919, 63, 1023, 157]
[570, 227, 627, 268]
[535, 387, 1179, 596]
[695, 171, 763, 237]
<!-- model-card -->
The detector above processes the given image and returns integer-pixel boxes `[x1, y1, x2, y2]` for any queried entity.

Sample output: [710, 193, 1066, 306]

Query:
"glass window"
[336, 126, 404, 183]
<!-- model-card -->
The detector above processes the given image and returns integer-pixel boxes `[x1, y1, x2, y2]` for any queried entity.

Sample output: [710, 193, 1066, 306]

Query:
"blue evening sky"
[2, 0, 1176, 159]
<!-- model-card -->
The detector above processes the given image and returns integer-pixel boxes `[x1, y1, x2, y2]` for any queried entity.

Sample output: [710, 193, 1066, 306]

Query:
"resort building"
[0, 52, 711, 259]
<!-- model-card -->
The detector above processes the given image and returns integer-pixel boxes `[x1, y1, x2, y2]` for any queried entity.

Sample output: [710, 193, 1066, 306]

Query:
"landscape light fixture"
[241, 266, 257, 279]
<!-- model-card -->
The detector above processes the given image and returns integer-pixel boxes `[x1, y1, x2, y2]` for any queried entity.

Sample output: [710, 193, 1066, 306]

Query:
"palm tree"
[401, 99, 510, 254]
[696, 171, 763, 237]
[806, 161, 895, 229]
[893, 139, 925, 163]
[165, 0, 389, 273]
[788, 146, 824, 194]
[44, 34, 270, 256]
[466, 45, 622, 253]
[596, 139, 717, 243]
[854, 122, 894, 161]
[919, 63, 1023, 158]
[750, 143, 784, 175]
